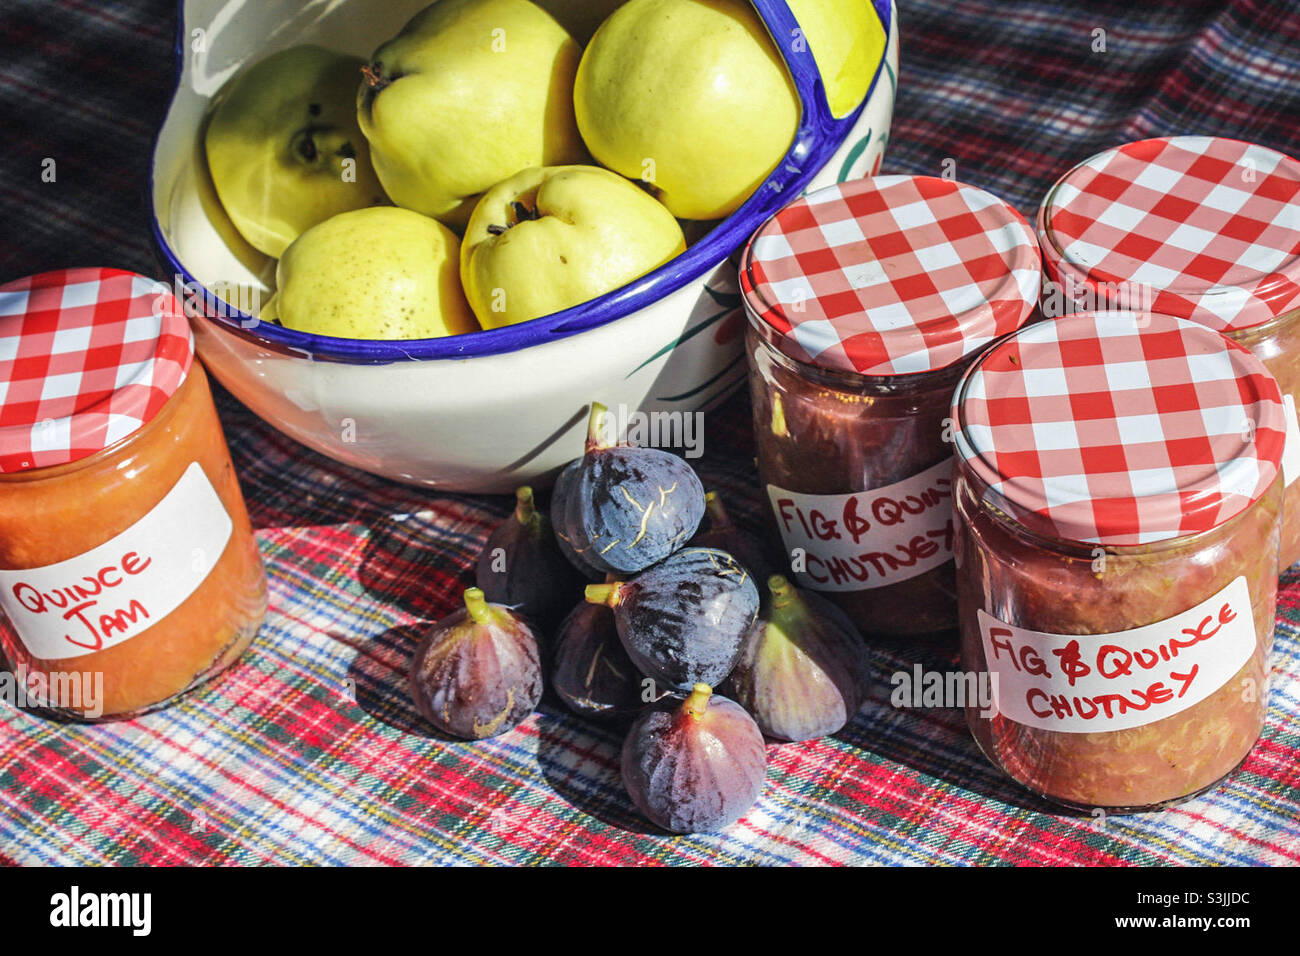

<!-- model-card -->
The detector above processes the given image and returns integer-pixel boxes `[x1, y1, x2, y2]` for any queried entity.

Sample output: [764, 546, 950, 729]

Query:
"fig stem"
[769, 574, 797, 610]
[464, 587, 491, 624]
[704, 492, 731, 529]
[683, 683, 712, 720]
[513, 486, 536, 527]
[586, 401, 612, 453]
[585, 583, 621, 608]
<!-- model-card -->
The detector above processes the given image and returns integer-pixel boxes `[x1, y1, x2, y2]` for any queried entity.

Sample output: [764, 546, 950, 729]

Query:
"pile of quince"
[203, 0, 883, 339]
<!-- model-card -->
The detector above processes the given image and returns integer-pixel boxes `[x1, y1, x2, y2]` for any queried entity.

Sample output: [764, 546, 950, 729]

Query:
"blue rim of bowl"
[149, 0, 894, 365]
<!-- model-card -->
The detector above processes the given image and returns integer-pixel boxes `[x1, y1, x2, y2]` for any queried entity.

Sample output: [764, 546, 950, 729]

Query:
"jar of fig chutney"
[1037, 136, 1300, 569]
[952, 310, 1284, 811]
[739, 176, 1042, 637]
[0, 268, 267, 720]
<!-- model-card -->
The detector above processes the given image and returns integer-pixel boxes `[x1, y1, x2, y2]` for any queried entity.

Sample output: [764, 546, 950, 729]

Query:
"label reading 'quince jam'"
[766, 459, 954, 592]
[977, 576, 1256, 734]
[0, 463, 233, 660]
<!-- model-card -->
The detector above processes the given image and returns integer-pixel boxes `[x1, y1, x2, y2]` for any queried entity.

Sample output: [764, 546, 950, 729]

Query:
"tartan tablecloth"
[1, 0, 1298, 866]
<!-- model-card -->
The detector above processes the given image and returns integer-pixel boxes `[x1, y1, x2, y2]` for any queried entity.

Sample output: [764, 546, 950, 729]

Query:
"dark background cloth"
[4, 0, 1299, 278]
[0, 0, 1298, 865]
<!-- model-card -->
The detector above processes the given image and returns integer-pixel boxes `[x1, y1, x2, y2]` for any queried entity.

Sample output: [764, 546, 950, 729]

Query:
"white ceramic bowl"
[150, 0, 900, 492]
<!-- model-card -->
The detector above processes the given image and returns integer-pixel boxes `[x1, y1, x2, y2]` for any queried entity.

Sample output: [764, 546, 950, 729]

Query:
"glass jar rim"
[1225, 302, 1300, 343]
[745, 305, 973, 392]
[0, 363, 200, 485]
[954, 452, 1283, 557]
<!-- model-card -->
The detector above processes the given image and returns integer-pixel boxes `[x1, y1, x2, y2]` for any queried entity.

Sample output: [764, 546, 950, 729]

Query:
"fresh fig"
[552, 402, 706, 575]
[690, 491, 778, 582]
[475, 485, 585, 629]
[586, 547, 758, 692]
[551, 459, 610, 580]
[408, 587, 543, 740]
[622, 683, 766, 834]
[727, 575, 869, 741]
[551, 597, 646, 721]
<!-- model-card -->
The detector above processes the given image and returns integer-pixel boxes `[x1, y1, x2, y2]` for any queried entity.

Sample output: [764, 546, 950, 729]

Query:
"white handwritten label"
[0, 463, 233, 660]
[1282, 394, 1299, 488]
[766, 458, 954, 592]
[977, 576, 1256, 734]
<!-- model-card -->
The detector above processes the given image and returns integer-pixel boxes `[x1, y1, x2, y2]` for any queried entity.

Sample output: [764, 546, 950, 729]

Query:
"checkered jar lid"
[0, 268, 194, 474]
[739, 176, 1042, 376]
[952, 310, 1286, 545]
[1037, 136, 1300, 333]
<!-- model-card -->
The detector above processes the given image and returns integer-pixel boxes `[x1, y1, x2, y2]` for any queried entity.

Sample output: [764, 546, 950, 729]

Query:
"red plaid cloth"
[0, 0, 1298, 865]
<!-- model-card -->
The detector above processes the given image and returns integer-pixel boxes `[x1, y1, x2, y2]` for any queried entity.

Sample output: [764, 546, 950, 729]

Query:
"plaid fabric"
[955, 311, 1286, 544]
[1037, 137, 1300, 332]
[1, 0, 1299, 865]
[740, 176, 1041, 375]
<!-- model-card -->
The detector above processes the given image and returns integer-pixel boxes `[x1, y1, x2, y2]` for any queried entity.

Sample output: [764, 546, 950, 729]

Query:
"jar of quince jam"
[1037, 136, 1300, 570]
[0, 268, 267, 720]
[739, 176, 1042, 638]
[952, 310, 1285, 811]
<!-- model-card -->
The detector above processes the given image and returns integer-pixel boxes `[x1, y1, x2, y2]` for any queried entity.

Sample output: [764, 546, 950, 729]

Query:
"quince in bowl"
[150, 0, 899, 492]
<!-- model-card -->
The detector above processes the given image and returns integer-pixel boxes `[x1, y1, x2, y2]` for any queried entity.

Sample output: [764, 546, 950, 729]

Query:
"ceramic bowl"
[150, 0, 900, 492]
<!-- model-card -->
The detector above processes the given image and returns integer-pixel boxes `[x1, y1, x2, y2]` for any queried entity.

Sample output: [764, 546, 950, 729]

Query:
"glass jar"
[740, 176, 1041, 638]
[0, 268, 267, 720]
[1037, 135, 1300, 569]
[747, 325, 963, 635]
[952, 310, 1285, 811]
[1228, 306, 1300, 566]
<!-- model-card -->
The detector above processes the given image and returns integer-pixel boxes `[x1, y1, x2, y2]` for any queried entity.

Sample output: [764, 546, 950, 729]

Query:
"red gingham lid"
[0, 268, 194, 474]
[952, 310, 1285, 545]
[1037, 136, 1300, 333]
[739, 176, 1042, 376]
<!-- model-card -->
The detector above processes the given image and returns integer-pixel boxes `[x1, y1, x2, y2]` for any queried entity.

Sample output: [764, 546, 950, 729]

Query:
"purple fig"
[586, 547, 758, 692]
[553, 402, 706, 575]
[551, 598, 646, 721]
[727, 575, 869, 741]
[475, 486, 585, 629]
[622, 683, 766, 834]
[409, 588, 542, 740]
[690, 491, 778, 582]
[552, 459, 609, 580]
